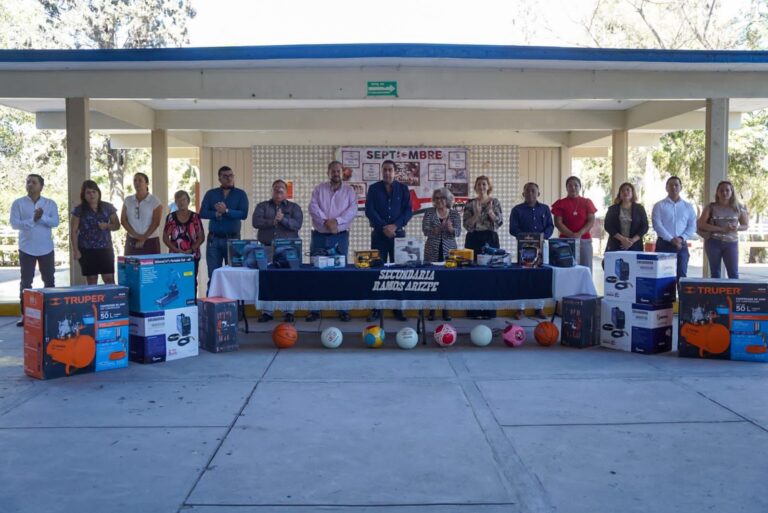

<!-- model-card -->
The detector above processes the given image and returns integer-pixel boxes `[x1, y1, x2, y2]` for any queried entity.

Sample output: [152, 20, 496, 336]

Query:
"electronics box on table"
[603, 251, 677, 305]
[227, 239, 262, 268]
[543, 238, 579, 267]
[118, 254, 195, 312]
[198, 297, 239, 353]
[516, 233, 544, 268]
[394, 238, 424, 265]
[476, 253, 512, 266]
[272, 238, 302, 269]
[600, 299, 673, 354]
[129, 306, 199, 363]
[23, 285, 130, 380]
[561, 294, 602, 348]
[311, 255, 346, 269]
[678, 278, 768, 362]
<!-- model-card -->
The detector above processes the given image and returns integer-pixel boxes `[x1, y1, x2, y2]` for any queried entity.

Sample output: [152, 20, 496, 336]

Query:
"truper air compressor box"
[23, 285, 129, 380]
[678, 279, 768, 362]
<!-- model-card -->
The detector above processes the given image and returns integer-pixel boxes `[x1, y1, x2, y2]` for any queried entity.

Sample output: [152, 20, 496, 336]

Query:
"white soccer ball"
[320, 327, 343, 349]
[470, 325, 493, 347]
[396, 327, 419, 349]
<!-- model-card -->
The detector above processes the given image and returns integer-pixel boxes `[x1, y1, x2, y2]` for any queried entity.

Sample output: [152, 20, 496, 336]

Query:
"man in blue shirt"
[509, 182, 554, 239]
[651, 175, 697, 281]
[509, 182, 553, 319]
[200, 166, 250, 294]
[365, 159, 413, 322]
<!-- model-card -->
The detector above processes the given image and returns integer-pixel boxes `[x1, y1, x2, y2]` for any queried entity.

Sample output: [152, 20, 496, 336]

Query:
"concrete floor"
[1, 314, 767, 513]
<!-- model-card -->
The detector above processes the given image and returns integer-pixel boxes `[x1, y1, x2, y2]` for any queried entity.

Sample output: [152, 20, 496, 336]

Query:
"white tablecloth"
[208, 264, 597, 310]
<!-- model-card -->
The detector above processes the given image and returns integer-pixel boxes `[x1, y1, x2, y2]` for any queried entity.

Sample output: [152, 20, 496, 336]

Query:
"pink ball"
[502, 324, 526, 347]
[434, 323, 457, 347]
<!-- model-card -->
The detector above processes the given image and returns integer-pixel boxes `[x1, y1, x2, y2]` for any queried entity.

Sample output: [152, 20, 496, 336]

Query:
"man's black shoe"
[16, 317, 24, 327]
[283, 313, 295, 323]
[394, 310, 407, 322]
[339, 312, 351, 322]
[305, 312, 320, 322]
[257, 313, 273, 323]
[366, 309, 380, 323]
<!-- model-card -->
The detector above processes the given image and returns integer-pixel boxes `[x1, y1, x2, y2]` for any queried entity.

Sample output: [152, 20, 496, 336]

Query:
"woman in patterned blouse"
[422, 187, 461, 321]
[163, 190, 205, 298]
[70, 180, 121, 285]
[462, 175, 503, 319]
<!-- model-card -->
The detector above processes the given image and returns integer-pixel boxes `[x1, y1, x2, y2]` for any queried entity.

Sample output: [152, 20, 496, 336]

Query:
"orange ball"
[272, 322, 298, 348]
[534, 321, 559, 347]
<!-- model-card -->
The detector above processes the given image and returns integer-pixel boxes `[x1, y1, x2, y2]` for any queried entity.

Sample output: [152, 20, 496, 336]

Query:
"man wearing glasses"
[200, 166, 250, 294]
[252, 179, 303, 323]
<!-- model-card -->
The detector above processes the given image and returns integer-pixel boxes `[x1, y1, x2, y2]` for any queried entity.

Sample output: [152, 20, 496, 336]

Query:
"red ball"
[272, 322, 298, 348]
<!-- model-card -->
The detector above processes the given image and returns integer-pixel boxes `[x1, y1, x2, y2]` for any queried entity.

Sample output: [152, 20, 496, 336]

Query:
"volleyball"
[470, 325, 493, 347]
[320, 327, 343, 349]
[396, 327, 419, 349]
[363, 325, 385, 348]
[434, 323, 457, 347]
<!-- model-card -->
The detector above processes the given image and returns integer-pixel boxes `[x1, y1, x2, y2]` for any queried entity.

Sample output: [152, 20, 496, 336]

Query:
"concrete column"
[559, 146, 572, 199]
[703, 98, 730, 278]
[197, 147, 212, 295]
[66, 98, 90, 286]
[151, 129, 169, 253]
[611, 129, 629, 198]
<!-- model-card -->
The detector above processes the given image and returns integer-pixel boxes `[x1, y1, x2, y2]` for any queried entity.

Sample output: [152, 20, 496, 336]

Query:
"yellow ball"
[362, 325, 385, 348]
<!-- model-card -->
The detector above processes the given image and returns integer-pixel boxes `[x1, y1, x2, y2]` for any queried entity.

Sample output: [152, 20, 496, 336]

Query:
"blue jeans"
[705, 238, 739, 279]
[206, 236, 230, 295]
[655, 238, 690, 280]
[310, 231, 349, 316]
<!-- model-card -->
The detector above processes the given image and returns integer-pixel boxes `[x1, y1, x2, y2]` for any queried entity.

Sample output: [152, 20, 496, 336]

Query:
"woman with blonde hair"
[697, 180, 749, 279]
[604, 182, 648, 253]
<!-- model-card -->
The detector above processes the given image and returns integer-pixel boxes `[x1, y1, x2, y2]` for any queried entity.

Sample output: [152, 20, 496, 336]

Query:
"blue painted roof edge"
[1, 43, 768, 64]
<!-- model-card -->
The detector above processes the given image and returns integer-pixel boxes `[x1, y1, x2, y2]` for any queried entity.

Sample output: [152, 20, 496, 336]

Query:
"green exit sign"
[367, 81, 398, 97]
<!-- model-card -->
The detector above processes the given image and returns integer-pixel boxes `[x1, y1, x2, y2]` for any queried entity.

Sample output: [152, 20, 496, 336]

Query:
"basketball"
[272, 322, 298, 348]
[363, 325, 385, 348]
[503, 324, 526, 347]
[470, 325, 493, 347]
[396, 327, 419, 349]
[320, 327, 343, 349]
[434, 323, 457, 347]
[534, 321, 559, 346]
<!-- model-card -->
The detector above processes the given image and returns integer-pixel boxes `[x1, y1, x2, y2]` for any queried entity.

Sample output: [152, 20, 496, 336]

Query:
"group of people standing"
[9, 165, 750, 328]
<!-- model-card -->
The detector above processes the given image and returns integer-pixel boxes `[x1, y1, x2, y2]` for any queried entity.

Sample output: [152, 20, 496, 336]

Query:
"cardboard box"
[476, 253, 512, 266]
[198, 297, 239, 353]
[561, 294, 601, 348]
[678, 279, 768, 362]
[227, 239, 265, 268]
[394, 238, 423, 264]
[129, 306, 199, 363]
[543, 238, 579, 267]
[600, 299, 673, 354]
[311, 255, 346, 269]
[272, 238, 302, 268]
[23, 285, 130, 380]
[118, 254, 195, 313]
[603, 251, 677, 305]
[516, 233, 544, 267]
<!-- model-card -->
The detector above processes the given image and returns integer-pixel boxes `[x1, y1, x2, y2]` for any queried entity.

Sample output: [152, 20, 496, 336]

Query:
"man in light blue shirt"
[651, 176, 697, 280]
[10, 174, 59, 327]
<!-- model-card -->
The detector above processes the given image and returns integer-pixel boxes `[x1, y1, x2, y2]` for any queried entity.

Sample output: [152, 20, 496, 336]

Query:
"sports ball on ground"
[272, 322, 298, 348]
[363, 325, 385, 348]
[320, 326, 343, 349]
[434, 323, 457, 347]
[396, 327, 419, 349]
[502, 324, 526, 347]
[534, 321, 559, 346]
[470, 325, 493, 347]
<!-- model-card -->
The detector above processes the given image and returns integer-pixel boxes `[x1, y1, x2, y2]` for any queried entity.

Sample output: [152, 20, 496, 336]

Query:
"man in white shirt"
[651, 176, 697, 281]
[10, 174, 59, 327]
